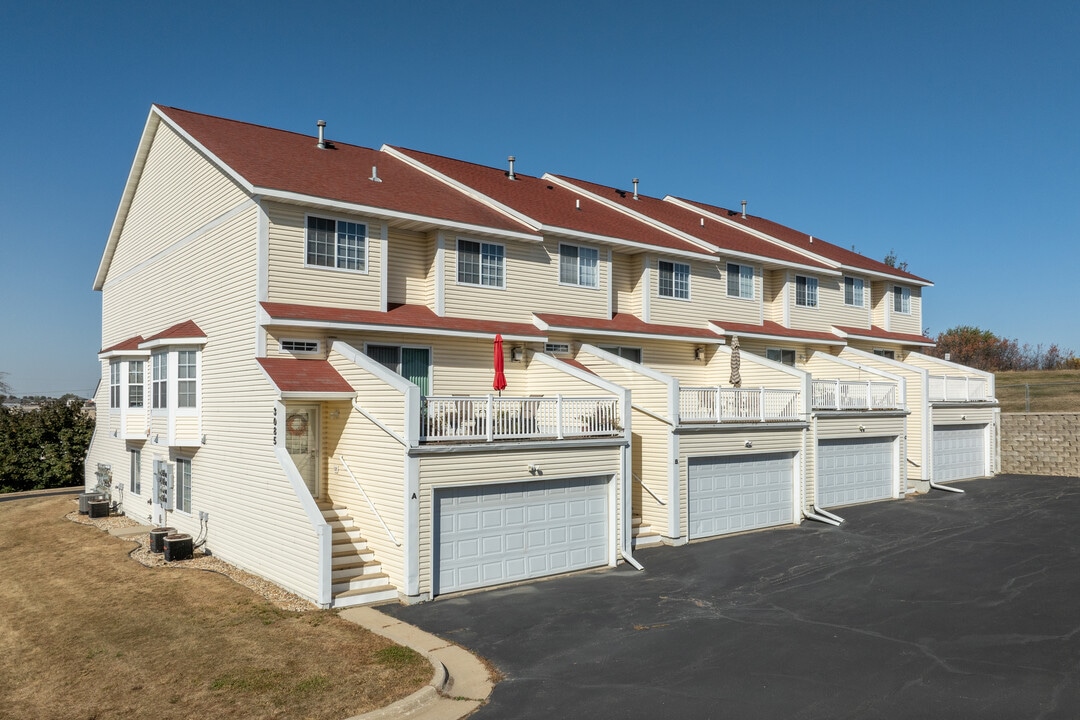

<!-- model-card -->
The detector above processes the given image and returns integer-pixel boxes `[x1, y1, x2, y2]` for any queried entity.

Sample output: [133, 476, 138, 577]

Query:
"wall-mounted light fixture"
[528, 464, 541, 475]
[858, 425, 866, 432]
[694, 346, 706, 361]
[744, 441, 753, 448]
[511, 346, 525, 362]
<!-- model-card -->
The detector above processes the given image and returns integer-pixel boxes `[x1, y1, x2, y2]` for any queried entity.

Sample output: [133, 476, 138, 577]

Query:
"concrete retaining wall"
[1001, 413, 1080, 477]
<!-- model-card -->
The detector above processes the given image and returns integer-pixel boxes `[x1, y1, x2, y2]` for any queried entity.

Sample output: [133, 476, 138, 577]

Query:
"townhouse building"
[85, 106, 997, 607]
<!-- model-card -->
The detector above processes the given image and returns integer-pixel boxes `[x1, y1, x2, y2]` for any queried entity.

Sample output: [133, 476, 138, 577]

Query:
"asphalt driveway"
[384, 475, 1080, 719]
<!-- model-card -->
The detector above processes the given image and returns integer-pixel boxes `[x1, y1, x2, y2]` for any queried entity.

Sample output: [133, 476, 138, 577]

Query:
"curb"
[340, 606, 493, 720]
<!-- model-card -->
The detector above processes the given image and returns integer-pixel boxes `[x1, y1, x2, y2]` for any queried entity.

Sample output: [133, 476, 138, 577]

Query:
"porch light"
[511, 346, 525, 362]
[744, 441, 752, 448]
[694, 346, 705, 361]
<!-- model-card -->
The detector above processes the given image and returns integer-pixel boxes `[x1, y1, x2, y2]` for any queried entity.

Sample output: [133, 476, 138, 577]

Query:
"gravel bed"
[66, 503, 318, 612]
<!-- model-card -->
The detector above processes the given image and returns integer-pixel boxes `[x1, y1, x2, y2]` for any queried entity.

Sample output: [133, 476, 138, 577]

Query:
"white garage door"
[688, 453, 794, 539]
[818, 437, 895, 508]
[434, 477, 608, 595]
[934, 425, 986, 483]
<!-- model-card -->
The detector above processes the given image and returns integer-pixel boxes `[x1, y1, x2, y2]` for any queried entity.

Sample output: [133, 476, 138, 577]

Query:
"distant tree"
[883, 249, 909, 273]
[927, 326, 1076, 371]
[0, 372, 10, 398]
[0, 398, 94, 493]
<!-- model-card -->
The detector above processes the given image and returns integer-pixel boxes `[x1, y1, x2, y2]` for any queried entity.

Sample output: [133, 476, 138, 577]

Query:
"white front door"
[285, 405, 320, 498]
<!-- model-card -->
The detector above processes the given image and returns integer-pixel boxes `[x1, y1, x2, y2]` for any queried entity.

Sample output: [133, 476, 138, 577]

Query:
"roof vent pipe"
[369, 165, 382, 183]
[741, 200, 747, 219]
[316, 120, 327, 149]
[508, 155, 516, 180]
[632, 178, 639, 200]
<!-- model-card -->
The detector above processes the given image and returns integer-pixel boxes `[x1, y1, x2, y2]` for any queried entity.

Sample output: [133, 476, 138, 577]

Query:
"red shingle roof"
[100, 334, 145, 354]
[711, 320, 845, 344]
[535, 312, 723, 341]
[257, 358, 354, 394]
[834, 325, 935, 346]
[261, 302, 547, 340]
[391, 147, 712, 256]
[549, 175, 833, 270]
[672, 197, 932, 284]
[157, 107, 532, 236]
[142, 320, 206, 343]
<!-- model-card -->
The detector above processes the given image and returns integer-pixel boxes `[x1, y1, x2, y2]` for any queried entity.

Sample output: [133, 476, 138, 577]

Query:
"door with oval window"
[285, 405, 320, 498]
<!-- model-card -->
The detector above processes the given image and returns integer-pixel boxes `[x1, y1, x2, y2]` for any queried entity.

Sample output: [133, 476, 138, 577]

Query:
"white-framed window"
[128, 360, 144, 408]
[544, 343, 571, 356]
[306, 215, 367, 271]
[457, 239, 505, 288]
[151, 352, 168, 409]
[766, 348, 796, 366]
[129, 448, 141, 495]
[795, 275, 818, 307]
[177, 350, 198, 409]
[175, 457, 192, 514]
[109, 362, 121, 409]
[599, 346, 643, 363]
[658, 260, 690, 299]
[893, 286, 911, 314]
[281, 339, 321, 355]
[844, 277, 864, 307]
[727, 263, 754, 299]
[559, 244, 599, 287]
[874, 348, 896, 359]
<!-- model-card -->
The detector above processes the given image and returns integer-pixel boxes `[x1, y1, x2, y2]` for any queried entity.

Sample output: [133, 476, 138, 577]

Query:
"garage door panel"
[435, 476, 609, 595]
[689, 453, 795, 539]
[934, 425, 986, 482]
[819, 437, 894, 508]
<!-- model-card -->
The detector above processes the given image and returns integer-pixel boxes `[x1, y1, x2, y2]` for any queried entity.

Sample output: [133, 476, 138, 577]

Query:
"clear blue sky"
[2, 1, 1077, 397]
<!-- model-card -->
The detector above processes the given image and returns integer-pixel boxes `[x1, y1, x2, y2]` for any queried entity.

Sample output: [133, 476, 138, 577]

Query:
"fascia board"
[543, 324, 724, 345]
[381, 145, 543, 232]
[279, 391, 357, 400]
[266, 316, 544, 343]
[138, 337, 208, 350]
[543, 226, 714, 262]
[255, 187, 543, 244]
[853, 267, 934, 287]
[98, 349, 152, 360]
[543, 174, 719, 254]
[709, 322, 845, 346]
[838, 329, 935, 348]
[156, 106, 256, 195]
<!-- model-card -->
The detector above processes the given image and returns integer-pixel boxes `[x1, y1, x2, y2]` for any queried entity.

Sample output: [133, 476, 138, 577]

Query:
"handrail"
[338, 455, 401, 547]
[634, 473, 667, 506]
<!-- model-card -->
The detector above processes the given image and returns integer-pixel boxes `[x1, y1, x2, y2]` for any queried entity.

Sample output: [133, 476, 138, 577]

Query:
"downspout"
[804, 414, 844, 526]
[618, 386, 643, 570]
[925, 400, 964, 494]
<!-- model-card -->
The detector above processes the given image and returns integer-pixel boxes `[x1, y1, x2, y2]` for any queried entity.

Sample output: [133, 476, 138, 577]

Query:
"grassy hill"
[994, 369, 1080, 412]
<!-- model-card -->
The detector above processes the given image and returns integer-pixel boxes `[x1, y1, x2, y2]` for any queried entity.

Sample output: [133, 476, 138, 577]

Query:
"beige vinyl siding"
[932, 406, 995, 425]
[632, 411, 672, 535]
[265, 330, 326, 357]
[611, 252, 642, 317]
[541, 236, 610, 317]
[870, 280, 888, 328]
[575, 350, 672, 421]
[649, 257, 761, 326]
[95, 136, 325, 602]
[802, 352, 893, 383]
[387, 227, 432, 306]
[677, 428, 804, 538]
[105, 123, 249, 280]
[786, 273, 866, 333]
[264, 200, 383, 310]
[714, 346, 803, 392]
[763, 269, 784, 324]
[417, 445, 621, 597]
[815, 414, 904, 440]
[636, 340, 711, 385]
[889, 285, 923, 335]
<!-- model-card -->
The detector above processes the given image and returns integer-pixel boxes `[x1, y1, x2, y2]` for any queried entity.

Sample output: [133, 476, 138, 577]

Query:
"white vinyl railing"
[812, 380, 900, 410]
[928, 375, 991, 402]
[338, 455, 400, 546]
[679, 387, 801, 423]
[421, 395, 621, 442]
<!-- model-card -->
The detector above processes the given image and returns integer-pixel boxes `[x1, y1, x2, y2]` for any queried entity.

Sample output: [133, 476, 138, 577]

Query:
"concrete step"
[332, 571, 392, 594]
[332, 584, 398, 608]
[332, 561, 384, 582]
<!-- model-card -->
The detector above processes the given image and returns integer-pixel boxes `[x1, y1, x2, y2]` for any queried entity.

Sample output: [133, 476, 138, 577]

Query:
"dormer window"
[894, 286, 911, 314]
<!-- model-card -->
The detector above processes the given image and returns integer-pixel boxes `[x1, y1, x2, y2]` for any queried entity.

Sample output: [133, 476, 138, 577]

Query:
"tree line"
[924, 326, 1079, 372]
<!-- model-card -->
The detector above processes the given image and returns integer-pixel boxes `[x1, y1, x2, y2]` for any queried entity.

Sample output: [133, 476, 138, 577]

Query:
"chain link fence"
[997, 382, 1080, 413]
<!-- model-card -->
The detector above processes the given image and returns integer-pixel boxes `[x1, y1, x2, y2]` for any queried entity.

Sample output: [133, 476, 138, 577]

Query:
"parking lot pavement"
[384, 475, 1080, 719]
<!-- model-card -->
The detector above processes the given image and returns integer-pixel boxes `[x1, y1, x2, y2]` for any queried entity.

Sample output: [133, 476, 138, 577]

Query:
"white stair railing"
[338, 455, 400, 546]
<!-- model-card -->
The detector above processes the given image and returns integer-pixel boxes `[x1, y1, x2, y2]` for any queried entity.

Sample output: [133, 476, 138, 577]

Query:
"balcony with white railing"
[421, 394, 622, 443]
[928, 375, 992, 402]
[679, 386, 801, 424]
[812, 379, 901, 411]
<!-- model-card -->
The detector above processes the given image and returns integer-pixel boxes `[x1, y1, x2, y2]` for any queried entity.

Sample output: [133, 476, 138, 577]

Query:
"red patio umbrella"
[493, 334, 508, 392]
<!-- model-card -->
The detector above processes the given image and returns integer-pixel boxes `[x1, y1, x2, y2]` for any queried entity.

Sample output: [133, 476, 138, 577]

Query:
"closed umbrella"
[493, 334, 508, 392]
[729, 336, 742, 388]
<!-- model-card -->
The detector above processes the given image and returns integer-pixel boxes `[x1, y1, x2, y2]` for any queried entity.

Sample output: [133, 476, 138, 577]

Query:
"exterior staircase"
[631, 515, 663, 548]
[317, 502, 398, 607]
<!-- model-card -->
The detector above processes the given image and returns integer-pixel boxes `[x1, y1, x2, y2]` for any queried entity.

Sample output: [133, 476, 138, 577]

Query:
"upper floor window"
[559, 244, 599, 287]
[457, 239, 504, 288]
[658, 260, 690, 299]
[151, 352, 168, 409]
[599, 346, 643, 363]
[727, 263, 754, 299]
[795, 276, 818, 307]
[874, 348, 896, 359]
[844, 277, 864, 307]
[128, 360, 144, 408]
[109, 362, 121, 409]
[306, 215, 367, 271]
[767, 348, 796, 366]
[177, 351, 198, 409]
[893, 286, 911, 314]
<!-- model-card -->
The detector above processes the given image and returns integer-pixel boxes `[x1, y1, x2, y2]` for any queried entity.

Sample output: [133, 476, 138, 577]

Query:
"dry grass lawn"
[0, 495, 430, 720]
[995, 369, 1080, 412]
